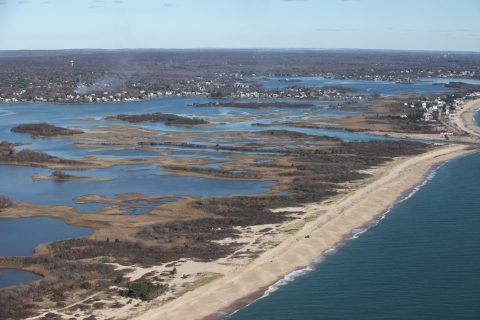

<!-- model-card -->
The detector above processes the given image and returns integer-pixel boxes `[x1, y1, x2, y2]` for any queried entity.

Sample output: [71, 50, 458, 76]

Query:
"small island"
[190, 101, 315, 109]
[278, 79, 303, 82]
[0, 142, 80, 166]
[32, 169, 114, 182]
[104, 112, 209, 126]
[11, 123, 84, 138]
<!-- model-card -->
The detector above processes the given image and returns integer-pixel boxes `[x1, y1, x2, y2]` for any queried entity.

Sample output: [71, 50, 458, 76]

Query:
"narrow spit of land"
[137, 145, 475, 320]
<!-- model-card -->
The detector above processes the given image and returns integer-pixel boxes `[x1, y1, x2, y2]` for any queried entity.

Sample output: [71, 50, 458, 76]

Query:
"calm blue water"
[0, 269, 42, 288]
[421, 78, 480, 85]
[228, 152, 480, 320]
[0, 164, 276, 212]
[241, 76, 456, 96]
[0, 217, 93, 256]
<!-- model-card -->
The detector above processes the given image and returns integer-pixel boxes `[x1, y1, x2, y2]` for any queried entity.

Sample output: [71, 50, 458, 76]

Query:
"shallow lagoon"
[0, 217, 93, 256]
[0, 164, 276, 212]
[0, 269, 42, 288]
[0, 78, 465, 215]
[0, 79, 468, 211]
[241, 76, 456, 96]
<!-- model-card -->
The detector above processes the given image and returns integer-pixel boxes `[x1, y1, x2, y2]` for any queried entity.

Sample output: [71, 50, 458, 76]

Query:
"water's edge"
[203, 153, 468, 320]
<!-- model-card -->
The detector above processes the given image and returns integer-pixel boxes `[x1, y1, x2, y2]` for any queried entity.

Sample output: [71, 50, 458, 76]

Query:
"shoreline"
[212, 158, 453, 320]
[31, 175, 114, 182]
[454, 98, 480, 136]
[135, 144, 477, 320]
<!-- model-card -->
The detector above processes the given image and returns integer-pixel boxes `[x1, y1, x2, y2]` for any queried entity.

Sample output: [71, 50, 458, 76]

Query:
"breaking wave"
[226, 160, 448, 319]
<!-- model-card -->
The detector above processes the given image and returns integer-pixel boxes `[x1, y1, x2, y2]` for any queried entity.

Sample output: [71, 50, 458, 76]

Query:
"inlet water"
[0, 217, 93, 256]
[241, 76, 456, 96]
[0, 164, 275, 211]
[0, 269, 42, 288]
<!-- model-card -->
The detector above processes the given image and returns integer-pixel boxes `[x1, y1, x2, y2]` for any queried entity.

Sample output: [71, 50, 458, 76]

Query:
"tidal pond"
[0, 164, 276, 212]
[0, 217, 93, 256]
[0, 269, 42, 288]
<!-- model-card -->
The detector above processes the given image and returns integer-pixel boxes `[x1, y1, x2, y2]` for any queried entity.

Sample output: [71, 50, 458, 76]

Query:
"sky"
[0, 0, 479, 51]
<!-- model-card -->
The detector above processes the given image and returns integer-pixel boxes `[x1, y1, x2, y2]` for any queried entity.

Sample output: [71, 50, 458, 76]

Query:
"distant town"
[0, 50, 478, 104]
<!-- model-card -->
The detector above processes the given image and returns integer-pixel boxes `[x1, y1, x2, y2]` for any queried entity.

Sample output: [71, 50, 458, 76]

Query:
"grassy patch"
[176, 273, 224, 297]
[285, 214, 321, 235]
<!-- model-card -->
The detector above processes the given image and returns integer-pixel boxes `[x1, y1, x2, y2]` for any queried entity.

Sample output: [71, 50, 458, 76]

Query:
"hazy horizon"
[1, 48, 479, 54]
[0, 0, 479, 52]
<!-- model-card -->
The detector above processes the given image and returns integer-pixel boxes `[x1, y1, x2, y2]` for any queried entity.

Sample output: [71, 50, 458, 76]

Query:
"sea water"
[474, 107, 480, 127]
[228, 151, 480, 320]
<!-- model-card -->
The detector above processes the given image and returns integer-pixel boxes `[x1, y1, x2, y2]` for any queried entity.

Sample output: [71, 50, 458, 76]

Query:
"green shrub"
[80, 281, 92, 289]
[114, 275, 123, 284]
[120, 282, 169, 301]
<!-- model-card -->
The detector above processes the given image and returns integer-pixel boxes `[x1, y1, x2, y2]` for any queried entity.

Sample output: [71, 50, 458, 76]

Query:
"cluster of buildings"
[402, 98, 465, 122]
[338, 69, 476, 83]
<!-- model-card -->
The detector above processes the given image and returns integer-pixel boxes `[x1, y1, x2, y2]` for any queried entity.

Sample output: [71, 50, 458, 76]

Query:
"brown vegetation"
[47, 235, 243, 267]
[139, 130, 341, 154]
[0, 255, 125, 319]
[104, 113, 209, 126]
[445, 82, 480, 94]
[11, 123, 83, 137]
[188, 141, 429, 225]
[0, 142, 81, 165]
[162, 166, 257, 179]
[190, 102, 316, 109]
[51, 169, 70, 179]
[0, 140, 16, 156]
[0, 195, 13, 208]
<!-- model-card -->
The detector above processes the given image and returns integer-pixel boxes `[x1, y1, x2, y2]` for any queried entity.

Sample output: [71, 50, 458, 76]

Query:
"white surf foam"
[225, 160, 448, 319]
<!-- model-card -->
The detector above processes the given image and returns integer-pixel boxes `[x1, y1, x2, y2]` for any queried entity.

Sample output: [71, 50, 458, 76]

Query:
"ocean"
[475, 107, 480, 127]
[228, 151, 480, 319]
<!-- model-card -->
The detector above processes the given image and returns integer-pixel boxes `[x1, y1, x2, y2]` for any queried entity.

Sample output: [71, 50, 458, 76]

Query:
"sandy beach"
[133, 144, 476, 320]
[454, 98, 480, 136]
